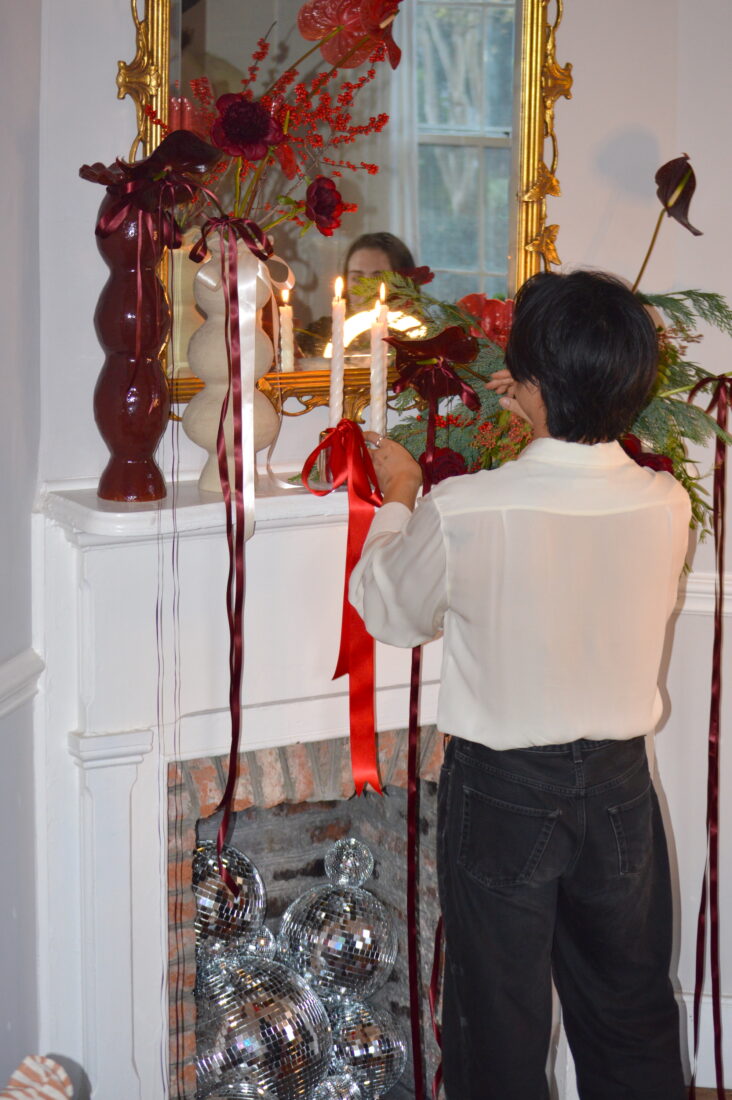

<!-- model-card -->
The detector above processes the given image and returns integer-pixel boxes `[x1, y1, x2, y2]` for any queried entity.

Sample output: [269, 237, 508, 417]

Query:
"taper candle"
[329, 276, 346, 427]
[279, 288, 295, 372]
[369, 283, 388, 436]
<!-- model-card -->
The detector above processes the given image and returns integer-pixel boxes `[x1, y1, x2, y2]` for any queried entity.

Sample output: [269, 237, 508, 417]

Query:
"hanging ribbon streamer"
[686, 373, 731, 1100]
[189, 219, 272, 892]
[302, 420, 384, 795]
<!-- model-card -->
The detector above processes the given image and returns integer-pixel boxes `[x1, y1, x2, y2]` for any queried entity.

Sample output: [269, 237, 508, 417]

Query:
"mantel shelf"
[37, 474, 349, 546]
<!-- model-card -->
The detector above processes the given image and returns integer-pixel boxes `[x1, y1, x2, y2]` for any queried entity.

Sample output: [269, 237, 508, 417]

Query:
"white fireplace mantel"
[31, 480, 731, 1098]
[32, 480, 444, 1100]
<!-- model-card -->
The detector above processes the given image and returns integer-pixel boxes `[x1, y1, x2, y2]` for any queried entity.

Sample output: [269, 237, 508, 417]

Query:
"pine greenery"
[374, 277, 732, 536]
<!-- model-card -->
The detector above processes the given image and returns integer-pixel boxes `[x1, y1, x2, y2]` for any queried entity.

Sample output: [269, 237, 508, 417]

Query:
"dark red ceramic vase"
[93, 188, 171, 501]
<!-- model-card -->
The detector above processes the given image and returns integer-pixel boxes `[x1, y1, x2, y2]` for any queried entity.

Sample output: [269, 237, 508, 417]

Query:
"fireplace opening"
[168, 729, 444, 1099]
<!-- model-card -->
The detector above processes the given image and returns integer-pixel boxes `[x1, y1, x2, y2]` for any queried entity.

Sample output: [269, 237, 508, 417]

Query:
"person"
[343, 231, 415, 311]
[299, 231, 416, 355]
[349, 270, 690, 1100]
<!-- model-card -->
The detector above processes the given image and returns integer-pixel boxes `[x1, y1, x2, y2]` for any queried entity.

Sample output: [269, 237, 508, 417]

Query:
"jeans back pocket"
[607, 782, 653, 876]
[458, 785, 560, 889]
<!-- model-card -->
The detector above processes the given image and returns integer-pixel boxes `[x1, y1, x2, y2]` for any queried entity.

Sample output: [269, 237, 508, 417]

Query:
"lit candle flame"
[334, 276, 344, 301]
[379, 282, 386, 304]
[282, 287, 290, 305]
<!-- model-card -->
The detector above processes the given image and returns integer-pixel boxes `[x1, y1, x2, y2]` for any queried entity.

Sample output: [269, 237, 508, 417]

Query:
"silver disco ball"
[196, 928, 279, 1002]
[312, 1073, 363, 1099]
[277, 885, 397, 1004]
[329, 1003, 407, 1099]
[193, 841, 266, 945]
[324, 840, 374, 887]
[196, 958, 332, 1100]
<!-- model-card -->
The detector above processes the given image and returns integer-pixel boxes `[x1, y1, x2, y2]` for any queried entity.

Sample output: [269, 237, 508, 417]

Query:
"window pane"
[418, 145, 480, 270]
[483, 146, 511, 272]
[417, 7, 483, 132]
[484, 6, 515, 132]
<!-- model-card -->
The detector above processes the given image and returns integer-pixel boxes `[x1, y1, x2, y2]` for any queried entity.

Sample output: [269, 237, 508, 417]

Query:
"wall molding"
[0, 647, 44, 720]
[678, 571, 732, 616]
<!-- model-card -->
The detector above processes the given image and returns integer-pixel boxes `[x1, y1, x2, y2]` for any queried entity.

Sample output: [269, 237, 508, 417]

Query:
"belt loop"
[571, 740, 583, 762]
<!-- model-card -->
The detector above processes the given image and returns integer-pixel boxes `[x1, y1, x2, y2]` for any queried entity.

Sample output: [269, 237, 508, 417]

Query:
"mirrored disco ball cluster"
[193, 837, 406, 1100]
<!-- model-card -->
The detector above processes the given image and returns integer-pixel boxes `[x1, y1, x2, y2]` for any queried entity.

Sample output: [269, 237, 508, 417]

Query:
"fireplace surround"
[35, 482, 726, 1098]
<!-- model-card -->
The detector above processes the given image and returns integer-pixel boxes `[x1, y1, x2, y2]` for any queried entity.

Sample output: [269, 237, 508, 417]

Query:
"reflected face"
[345, 247, 392, 309]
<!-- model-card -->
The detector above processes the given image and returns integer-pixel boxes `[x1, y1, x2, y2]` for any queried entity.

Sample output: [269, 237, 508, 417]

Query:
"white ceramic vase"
[182, 238, 280, 495]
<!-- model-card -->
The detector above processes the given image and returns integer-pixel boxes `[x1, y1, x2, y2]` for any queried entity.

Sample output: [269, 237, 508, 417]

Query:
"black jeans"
[436, 735, 686, 1100]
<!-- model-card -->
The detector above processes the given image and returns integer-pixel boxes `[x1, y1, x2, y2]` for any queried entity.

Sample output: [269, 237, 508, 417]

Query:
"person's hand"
[485, 368, 532, 423]
[363, 431, 422, 510]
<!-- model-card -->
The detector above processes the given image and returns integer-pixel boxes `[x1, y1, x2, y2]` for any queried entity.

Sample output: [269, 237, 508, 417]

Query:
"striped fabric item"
[1, 1057, 73, 1099]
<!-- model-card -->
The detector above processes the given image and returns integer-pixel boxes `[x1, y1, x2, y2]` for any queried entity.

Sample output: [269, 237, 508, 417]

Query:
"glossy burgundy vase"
[93, 188, 171, 501]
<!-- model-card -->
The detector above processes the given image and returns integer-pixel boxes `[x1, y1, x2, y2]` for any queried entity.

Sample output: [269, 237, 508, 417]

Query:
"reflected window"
[415, 0, 515, 300]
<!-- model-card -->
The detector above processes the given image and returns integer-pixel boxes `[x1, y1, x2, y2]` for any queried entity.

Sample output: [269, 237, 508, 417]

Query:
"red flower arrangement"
[153, 0, 402, 243]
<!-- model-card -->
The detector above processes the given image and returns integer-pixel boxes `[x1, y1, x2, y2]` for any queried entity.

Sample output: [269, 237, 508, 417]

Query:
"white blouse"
[349, 438, 691, 750]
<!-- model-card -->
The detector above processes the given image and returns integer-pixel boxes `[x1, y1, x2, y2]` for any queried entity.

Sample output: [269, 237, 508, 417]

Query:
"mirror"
[118, 0, 572, 406]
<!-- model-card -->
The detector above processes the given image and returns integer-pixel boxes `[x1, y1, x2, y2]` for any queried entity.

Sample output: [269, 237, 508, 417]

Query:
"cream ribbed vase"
[182, 238, 280, 494]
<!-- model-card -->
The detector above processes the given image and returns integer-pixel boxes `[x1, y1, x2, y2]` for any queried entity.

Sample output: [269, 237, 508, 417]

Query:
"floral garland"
[367, 155, 732, 534]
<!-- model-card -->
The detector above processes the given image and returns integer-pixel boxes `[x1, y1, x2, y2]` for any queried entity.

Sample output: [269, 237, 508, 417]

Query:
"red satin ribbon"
[302, 421, 384, 795]
[686, 373, 730, 1100]
[211, 222, 247, 895]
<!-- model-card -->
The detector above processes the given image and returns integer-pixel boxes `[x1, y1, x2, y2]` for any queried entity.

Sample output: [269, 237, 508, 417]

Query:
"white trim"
[0, 647, 44, 720]
[677, 570, 732, 616]
[680, 991, 732, 1089]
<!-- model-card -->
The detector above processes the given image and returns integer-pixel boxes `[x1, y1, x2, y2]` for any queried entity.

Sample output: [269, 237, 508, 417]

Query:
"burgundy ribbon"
[212, 222, 248, 895]
[686, 373, 730, 1100]
[429, 914, 444, 1100]
[302, 421, 384, 795]
[403, 440, 443, 1098]
[190, 216, 273, 265]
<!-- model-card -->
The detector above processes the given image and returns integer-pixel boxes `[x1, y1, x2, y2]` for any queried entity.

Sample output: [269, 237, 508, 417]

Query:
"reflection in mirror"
[169, 0, 519, 332]
[120, 0, 571, 404]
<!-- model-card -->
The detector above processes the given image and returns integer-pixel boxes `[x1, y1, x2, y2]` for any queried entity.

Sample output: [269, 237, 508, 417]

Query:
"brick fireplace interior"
[167, 727, 445, 1099]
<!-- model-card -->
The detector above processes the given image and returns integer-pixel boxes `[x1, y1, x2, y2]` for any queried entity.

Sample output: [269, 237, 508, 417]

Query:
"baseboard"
[0, 647, 44, 720]
[681, 991, 732, 1089]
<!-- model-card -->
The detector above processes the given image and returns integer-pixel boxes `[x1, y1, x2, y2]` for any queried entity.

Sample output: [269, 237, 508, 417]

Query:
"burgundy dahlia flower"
[305, 176, 346, 236]
[210, 94, 284, 160]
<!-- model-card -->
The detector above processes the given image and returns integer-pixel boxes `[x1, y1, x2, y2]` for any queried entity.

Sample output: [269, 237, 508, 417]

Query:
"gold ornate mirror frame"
[118, 0, 572, 418]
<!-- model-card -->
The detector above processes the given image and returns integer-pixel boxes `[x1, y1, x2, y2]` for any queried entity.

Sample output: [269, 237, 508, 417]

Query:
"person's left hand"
[485, 368, 532, 422]
[364, 431, 422, 510]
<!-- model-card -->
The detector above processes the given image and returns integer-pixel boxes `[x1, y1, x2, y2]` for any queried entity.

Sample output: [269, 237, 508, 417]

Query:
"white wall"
[0, 0, 43, 1082]
[557, 0, 732, 1081]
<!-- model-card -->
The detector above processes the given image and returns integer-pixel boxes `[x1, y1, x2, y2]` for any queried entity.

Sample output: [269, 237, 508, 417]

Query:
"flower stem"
[260, 28, 340, 98]
[631, 208, 665, 294]
[239, 154, 271, 218]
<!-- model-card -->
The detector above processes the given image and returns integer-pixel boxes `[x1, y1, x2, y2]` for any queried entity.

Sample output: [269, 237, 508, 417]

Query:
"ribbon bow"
[190, 216, 274, 265]
[686, 373, 732, 1099]
[302, 420, 383, 794]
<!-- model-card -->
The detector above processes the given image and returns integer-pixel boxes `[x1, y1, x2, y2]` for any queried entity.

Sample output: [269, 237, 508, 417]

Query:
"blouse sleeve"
[348, 496, 448, 647]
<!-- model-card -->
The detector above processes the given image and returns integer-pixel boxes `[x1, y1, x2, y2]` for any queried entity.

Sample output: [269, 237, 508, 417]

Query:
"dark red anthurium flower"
[655, 154, 702, 237]
[457, 295, 514, 349]
[305, 176, 346, 236]
[210, 94, 284, 160]
[386, 327, 481, 411]
[399, 265, 435, 286]
[298, 0, 402, 69]
[419, 446, 468, 484]
[621, 433, 674, 474]
[80, 130, 223, 243]
[80, 130, 222, 194]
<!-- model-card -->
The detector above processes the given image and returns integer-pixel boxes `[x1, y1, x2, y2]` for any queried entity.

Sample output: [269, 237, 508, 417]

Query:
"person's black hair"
[343, 232, 415, 278]
[504, 270, 659, 443]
